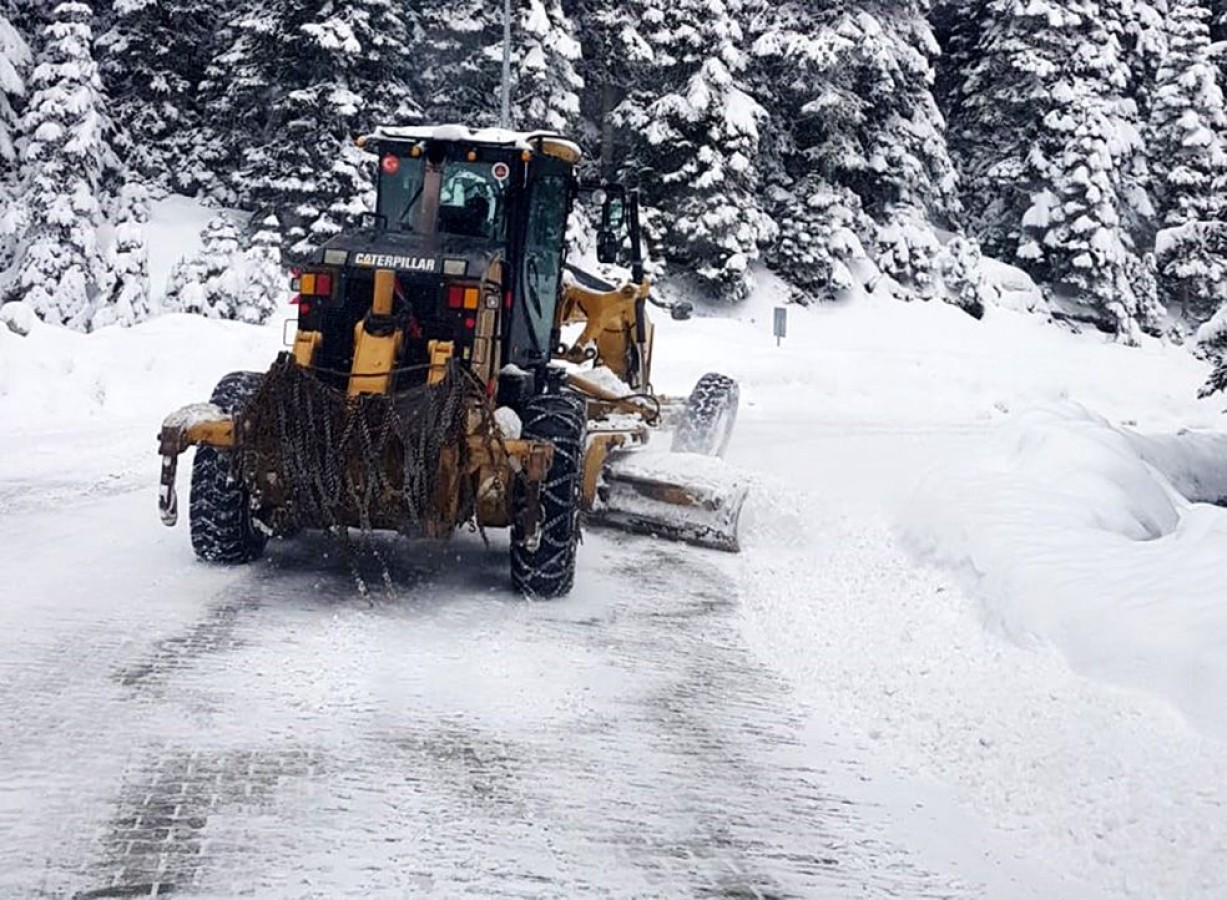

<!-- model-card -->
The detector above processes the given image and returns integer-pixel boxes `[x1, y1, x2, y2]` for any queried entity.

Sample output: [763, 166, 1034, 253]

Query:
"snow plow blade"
[590, 451, 748, 552]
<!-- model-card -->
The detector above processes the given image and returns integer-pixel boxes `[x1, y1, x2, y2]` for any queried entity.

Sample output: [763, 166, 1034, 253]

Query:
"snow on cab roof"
[363, 124, 582, 163]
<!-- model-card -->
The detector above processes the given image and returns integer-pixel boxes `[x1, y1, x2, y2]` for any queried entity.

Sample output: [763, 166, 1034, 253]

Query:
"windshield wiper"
[397, 183, 425, 227]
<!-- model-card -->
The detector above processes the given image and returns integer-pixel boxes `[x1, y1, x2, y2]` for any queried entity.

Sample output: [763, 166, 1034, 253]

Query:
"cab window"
[377, 156, 507, 240]
[376, 156, 425, 229]
[510, 173, 570, 363]
[438, 163, 507, 240]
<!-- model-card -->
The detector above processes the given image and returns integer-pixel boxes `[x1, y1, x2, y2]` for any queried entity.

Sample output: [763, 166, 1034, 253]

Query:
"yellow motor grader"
[156, 125, 746, 597]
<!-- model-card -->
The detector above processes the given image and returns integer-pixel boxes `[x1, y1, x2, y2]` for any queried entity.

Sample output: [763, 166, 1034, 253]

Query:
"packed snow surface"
[1, 217, 1226, 896]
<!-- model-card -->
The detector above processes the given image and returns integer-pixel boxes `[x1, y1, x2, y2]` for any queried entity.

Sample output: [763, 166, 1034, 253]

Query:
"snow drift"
[901, 403, 1227, 740]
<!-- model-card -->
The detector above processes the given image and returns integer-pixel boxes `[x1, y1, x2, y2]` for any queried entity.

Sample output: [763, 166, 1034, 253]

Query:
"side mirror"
[601, 192, 625, 232]
[670, 301, 693, 321]
[597, 229, 620, 264]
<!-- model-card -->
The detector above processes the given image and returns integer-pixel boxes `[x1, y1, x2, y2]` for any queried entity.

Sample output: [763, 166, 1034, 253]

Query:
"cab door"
[507, 165, 572, 369]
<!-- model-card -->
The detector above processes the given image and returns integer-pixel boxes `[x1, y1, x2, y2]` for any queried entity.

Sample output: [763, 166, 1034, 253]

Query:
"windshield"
[437, 162, 507, 240]
[376, 155, 507, 241]
[376, 155, 426, 229]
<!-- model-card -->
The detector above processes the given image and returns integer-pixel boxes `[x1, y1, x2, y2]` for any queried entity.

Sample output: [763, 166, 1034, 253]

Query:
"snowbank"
[901, 403, 1227, 739]
[651, 265, 1221, 435]
[0, 311, 288, 430]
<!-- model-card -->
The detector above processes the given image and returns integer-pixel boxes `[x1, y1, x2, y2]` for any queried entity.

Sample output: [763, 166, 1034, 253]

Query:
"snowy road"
[5, 283, 1227, 897]
[0, 476, 967, 898]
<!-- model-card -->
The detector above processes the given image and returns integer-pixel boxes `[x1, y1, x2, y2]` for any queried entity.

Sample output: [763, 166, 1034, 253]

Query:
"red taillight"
[299, 301, 313, 315]
[464, 316, 476, 330]
[381, 154, 400, 175]
[296, 271, 333, 297]
[504, 290, 512, 310]
[447, 285, 465, 309]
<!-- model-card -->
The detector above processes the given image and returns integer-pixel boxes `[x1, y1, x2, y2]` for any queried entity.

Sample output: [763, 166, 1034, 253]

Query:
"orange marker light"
[463, 287, 480, 310]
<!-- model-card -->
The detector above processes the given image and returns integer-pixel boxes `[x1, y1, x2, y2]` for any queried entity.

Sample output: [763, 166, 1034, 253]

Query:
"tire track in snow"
[75, 747, 326, 899]
[14, 522, 968, 897]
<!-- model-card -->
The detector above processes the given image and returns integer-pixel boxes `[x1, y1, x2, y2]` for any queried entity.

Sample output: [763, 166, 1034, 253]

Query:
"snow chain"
[236, 354, 481, 542]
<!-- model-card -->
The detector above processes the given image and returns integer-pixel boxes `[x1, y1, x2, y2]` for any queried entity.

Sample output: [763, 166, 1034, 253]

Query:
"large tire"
[672, 373, 739, 457]
[190, 371, 267, 564]
[511, 393, 587, 598]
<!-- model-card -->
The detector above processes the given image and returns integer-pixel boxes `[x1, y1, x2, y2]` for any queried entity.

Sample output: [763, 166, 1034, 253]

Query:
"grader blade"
[590, 451, 748, 552]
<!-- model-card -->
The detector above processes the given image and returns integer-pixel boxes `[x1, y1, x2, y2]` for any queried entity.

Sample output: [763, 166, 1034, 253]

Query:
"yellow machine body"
[156, 126, 744, 575]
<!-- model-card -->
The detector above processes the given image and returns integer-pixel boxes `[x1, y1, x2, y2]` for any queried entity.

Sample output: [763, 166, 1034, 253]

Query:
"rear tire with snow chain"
[511, 392, 587, 599]
[672, 373, 739, 457]
[190, 371, 267, 564]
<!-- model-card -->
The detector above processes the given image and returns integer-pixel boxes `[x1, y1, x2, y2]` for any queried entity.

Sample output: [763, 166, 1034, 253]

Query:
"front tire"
[190, 371, 267, 564]
[672, 373, 740, 457]
[511, 393, 587, 598]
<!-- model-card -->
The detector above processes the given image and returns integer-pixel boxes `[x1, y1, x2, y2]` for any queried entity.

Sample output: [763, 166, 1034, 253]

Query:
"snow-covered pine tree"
[953, 0, 1159, 336]
[613, 0, 771, 302]
[863, 3, 962, 294]
[1149, 0, 1227, 323]
[96, 0, 225, 190]
[747, 1, 866, 299]
[419, 0, 580, 132]
[417, 0, 501, 126]
[1122, 0, 1169, 126]
[763, 179, 867, 302]
[162, 253, 209, 315]
[0, 2, 31, 284]
[847, 2, 961, 225]
[940, 0, 1040, 261]
[1206, 0, 1227, 92]
[237, 214, 284, 324]
[1158, 221, 1227, 321]
[204, 0, 420, 261]
[1195, 292, 1227, 394]
[14, 1, 117, 331]
[1024, 102, 1156, 340]
[876, 215, 941, 299]
[0, 1, 29, 171]
[94, 181, 152, 328]
[163, 212, 242, 318]
[514, 0, 583, 132]
[937, 235, 990, 318]
[931, 0, 985, 120]
[567, 0, 653, 176]
[749, 2, 957, 298]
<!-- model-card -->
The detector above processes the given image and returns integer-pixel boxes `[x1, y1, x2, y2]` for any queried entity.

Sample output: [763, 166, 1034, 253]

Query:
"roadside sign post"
[773, 306, 787, 347]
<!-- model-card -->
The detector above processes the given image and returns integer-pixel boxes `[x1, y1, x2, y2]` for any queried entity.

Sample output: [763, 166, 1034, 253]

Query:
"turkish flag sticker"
[381, 155, 400, 175]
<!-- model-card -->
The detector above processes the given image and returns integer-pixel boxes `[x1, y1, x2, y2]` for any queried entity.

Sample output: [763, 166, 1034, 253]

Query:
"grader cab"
[156, 125, 746, 597]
